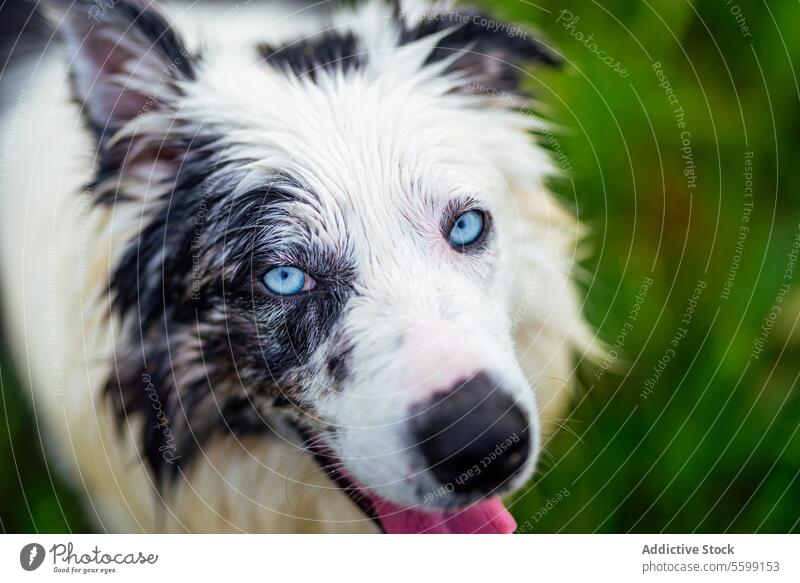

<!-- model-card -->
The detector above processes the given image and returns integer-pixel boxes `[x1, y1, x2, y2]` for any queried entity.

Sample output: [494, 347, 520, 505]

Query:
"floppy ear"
[46, 0, 195, 144]
[400, 5, 559, 93]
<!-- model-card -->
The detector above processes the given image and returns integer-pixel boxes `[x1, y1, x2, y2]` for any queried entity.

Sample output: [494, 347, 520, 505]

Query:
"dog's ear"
[400, 5, 559, 93]
[45, 0, 195, 144]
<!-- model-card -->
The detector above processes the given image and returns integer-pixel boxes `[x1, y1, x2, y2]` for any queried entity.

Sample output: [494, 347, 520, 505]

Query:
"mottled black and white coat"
[0, 0, 592, 532]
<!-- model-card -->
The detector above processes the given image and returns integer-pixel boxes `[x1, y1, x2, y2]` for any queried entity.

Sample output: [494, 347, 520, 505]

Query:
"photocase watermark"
[142, 373, 181, 465]
[74, 193, 93, 294]
[721, 151, 754, 300]
[529, 116, 573, 174]
[722, 0, 753, 39]
[404, 10, 530, 40]
[556, 10, 629, 78]
[87, 0, 121, 21]
[652, 60, 679, 108]
[422, 433, 522, 503]
[515, 487, 570, 533]
[510, 249, 561, 333]
[0, 89, 28, 214]
[652, 61, 697, 196]
[641, 280, 706, 400]
[133, 46, 193, 120]
[19, 543, 46, 571]
[448, 78, 573, 173]
[20, 541, 158, 574]
[47, 247, 66, 398]
[750, 224, 800, 359]
[190, 186, 212, 300]
[595, 275, 654, 380]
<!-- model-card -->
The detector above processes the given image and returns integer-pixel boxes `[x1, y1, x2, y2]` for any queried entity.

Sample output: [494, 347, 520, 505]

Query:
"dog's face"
[238, 86, 542, 510]
[55, 0, 572, 531]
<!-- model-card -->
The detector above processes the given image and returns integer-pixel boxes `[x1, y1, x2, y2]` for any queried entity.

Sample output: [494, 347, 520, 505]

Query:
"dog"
[0, 0, 593, 533]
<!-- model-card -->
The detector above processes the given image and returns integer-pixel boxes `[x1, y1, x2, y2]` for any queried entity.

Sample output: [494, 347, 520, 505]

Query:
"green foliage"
[502, 0, 800, 532]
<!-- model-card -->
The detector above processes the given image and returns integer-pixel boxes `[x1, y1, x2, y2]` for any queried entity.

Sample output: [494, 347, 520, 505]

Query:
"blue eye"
[448, 210, 485, 247]
[263, 266, 312, 296]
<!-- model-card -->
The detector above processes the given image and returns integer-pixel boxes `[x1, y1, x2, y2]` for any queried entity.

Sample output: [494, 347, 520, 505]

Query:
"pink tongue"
[369, 496, 516, 534]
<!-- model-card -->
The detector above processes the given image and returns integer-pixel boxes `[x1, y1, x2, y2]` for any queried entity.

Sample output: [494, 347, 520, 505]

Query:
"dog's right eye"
[263, 266, 315, 296]
[448, 210, 485, 248]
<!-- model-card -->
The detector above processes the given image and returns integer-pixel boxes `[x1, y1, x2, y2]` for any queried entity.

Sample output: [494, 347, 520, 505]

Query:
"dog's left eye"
[263, 266, 315, 296]
[448, 210, 485, 248]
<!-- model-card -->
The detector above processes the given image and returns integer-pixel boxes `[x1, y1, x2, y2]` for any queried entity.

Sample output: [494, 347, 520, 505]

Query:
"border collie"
[0, 0, 593, 533]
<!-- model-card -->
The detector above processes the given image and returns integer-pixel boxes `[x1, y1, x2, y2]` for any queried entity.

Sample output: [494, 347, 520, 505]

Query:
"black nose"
[411, 372, 530, 496]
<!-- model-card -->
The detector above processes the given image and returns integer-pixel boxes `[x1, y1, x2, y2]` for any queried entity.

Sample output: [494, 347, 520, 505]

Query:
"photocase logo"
[19, 543, 46, 571]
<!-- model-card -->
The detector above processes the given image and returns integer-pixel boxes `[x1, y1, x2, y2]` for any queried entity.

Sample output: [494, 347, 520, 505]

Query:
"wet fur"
[0, 0, 592, 532]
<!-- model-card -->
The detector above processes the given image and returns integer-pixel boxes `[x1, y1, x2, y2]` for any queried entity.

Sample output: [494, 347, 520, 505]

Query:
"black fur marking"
[399, 7, 560, 92]
[326, 346, 353, 386]
[0, 0, 48, 103]
[257, 31, 364, 80]
[104, 155, 357, 483]
[110, 1, 196, 81]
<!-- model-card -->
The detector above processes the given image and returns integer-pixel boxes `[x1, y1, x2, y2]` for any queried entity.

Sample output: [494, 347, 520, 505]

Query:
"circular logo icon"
[20, 543, 46, 571]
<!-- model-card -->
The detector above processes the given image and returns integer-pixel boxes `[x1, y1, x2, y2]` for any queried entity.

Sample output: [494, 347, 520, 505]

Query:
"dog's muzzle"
[412, 371, 530, 498]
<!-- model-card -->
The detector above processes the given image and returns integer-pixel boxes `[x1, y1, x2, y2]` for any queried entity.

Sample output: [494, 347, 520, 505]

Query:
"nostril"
[411, 372, 530, 496]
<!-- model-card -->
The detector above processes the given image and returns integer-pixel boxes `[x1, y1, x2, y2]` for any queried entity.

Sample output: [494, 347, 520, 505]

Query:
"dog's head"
[52, 0, 588, 532]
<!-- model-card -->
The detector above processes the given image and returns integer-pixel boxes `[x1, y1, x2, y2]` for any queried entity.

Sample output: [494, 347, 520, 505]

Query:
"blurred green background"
[1, 0, 799, 532]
